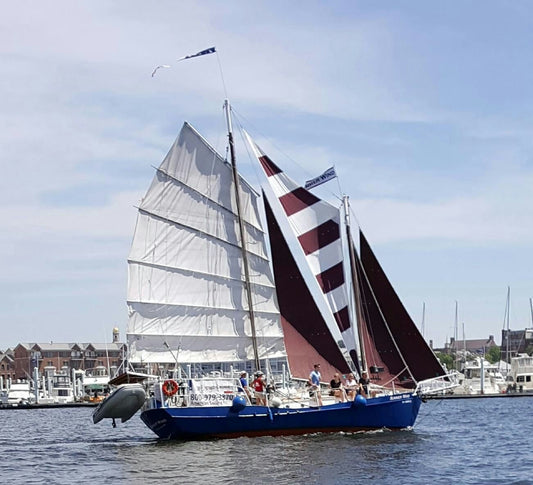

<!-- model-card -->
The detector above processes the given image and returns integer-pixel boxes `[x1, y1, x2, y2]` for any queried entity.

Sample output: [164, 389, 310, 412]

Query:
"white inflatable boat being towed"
[92, 383, 146, 427]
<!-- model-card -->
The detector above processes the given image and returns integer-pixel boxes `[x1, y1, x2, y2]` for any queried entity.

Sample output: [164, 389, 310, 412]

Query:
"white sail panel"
[305, 241, 344, 276]
[129, 211, 274, 288]
[284, 199, 338, 236]
[128, 335, 287, 364]
[128, 303, 283, 338]
[138, 171, 267, 260]
[155, 122, 262, 231]
[127, 122, 286, 365]
[128, 263, 279, 315]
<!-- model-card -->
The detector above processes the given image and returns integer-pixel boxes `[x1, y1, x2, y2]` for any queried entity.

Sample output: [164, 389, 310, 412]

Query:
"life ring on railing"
[162, 379, 178, 397]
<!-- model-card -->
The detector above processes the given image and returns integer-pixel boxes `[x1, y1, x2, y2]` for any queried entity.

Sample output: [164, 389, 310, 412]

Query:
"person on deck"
[239, 371, 251, 400]
[251, 371, 267, 405]
[344, 373, 357, 401]
[309, 364, 323, 406]
[358, 371, 371, 398]
[329, 373, 345, 402]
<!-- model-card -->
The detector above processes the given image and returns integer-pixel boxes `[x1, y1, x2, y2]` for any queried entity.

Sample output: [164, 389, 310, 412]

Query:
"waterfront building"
[501, 328, 533, 363]
[443, 335, 498, 355]
[0, 350, 15, 386]
[3, 332, 126, 381]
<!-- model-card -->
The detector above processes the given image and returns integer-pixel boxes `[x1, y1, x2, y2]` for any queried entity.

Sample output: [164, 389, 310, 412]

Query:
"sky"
[1, 1, 532, 350]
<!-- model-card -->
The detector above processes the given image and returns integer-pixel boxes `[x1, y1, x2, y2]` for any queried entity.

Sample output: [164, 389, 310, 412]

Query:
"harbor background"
[1, 398, 531, 484]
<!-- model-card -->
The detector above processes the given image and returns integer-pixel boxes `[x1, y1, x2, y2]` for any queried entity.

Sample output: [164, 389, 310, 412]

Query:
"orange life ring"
[162, 379, 178, 397]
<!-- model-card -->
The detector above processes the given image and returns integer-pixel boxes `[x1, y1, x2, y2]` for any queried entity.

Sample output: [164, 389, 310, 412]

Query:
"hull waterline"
[140, 393, 421, 440]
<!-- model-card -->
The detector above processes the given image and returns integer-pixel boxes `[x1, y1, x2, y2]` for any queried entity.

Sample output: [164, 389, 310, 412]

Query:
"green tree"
[436, 352, 454, 370]
[485, 345, 501, 364]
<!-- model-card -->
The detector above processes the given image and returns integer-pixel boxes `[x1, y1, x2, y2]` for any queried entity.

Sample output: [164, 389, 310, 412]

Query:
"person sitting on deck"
[358, 371, 372, 398]
[251, 371, 267, 405]
[329, 373, 345, 402]
[344, 373, 357, 401]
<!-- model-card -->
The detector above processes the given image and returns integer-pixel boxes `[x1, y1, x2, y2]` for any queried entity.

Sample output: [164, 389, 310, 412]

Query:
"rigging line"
[412, 395, 445, 428]
[215, 51, 229, 101]
[231, 107, 342, 203]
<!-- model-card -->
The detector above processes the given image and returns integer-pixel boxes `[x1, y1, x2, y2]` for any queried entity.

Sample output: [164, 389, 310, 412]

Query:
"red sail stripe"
[297, 219, 340, 255]
[278, 187, 321, 217]
[333, 306, 351, 332]
[315, 261, 344, 293]
[258, 155, 282, 177]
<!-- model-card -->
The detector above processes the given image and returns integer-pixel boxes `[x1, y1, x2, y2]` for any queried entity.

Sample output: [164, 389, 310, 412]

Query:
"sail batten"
[136, 207, 270, 261]
[128, 259, 276, 290]
[152, 166, 265, 232]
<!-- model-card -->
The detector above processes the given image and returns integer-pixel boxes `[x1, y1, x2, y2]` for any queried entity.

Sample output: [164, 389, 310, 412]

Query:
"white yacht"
[453, 357, 506, 395]
[0, 381, 35, 406]
[82, 366, 112, 403]
[508, 354, 533, 392]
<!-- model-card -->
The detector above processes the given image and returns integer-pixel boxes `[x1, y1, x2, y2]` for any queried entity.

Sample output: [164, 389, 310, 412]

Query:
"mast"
[420, 302, 426, 340]
[343, 195, 366, 374]
[454, 301, 459, 371]
[505, 286, 510, 369]
[223, 99, 261, 372]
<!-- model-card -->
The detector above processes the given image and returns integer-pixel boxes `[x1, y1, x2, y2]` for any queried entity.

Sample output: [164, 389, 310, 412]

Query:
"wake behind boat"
[94, 97, 452, 439]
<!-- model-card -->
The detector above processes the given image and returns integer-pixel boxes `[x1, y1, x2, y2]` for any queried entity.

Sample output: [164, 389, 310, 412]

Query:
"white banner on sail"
[304, 167, 337, 190]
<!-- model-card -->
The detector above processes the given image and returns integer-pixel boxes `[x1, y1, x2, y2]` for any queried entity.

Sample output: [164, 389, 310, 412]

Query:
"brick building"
[501, 328, 533, 362]
[7, 340, 126, 381]
[439, 335, 498, 355]
[0, 350, 15, 384]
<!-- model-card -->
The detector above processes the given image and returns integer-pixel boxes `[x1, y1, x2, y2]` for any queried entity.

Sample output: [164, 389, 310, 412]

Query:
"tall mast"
[223, 99, 261, 372]
[505, 286, 510, 367]
[420, 302, 426, 339]
[343, 195, 366, 373]
[454, 301, 458, 370]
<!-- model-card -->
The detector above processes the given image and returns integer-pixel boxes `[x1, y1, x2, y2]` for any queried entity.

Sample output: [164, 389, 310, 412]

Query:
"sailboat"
[96, 100, 451, 439]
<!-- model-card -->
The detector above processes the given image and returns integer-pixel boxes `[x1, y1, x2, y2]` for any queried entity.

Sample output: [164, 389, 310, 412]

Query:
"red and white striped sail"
[245, 133, 358, 368]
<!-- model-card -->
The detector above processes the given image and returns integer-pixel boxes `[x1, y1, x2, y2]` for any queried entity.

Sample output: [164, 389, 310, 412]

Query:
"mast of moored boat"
[504, 286, 511, 372]
[223, 99, 261, 372]
[343, 195, 366, 374]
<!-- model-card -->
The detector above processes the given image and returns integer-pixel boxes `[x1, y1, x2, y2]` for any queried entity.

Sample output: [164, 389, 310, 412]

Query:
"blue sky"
[2, 1, 532, 350]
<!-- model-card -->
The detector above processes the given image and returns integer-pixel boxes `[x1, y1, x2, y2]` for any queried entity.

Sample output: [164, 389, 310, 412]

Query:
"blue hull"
[140, 393, 422, 440]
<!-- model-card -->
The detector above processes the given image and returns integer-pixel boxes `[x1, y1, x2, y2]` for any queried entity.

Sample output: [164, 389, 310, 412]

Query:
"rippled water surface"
[1, 397, 531, 484]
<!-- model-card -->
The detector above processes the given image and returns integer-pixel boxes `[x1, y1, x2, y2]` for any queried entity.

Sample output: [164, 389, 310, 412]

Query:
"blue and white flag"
[152, 47, 216, 77]
[178, 46, 216, 61]
[304, 166, 337, 190]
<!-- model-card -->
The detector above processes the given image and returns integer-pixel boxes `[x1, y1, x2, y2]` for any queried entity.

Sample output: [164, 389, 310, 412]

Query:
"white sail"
[127, 123, 286, 364]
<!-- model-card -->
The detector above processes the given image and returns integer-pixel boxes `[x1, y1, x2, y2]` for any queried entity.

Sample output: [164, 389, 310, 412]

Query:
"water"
[0, 398, 531, 484]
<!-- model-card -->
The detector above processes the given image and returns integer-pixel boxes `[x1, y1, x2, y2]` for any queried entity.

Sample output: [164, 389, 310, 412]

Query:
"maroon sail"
[264, 197, 351, 380]
[355, 252, 411, 387]
[359, 230, 445, 387]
